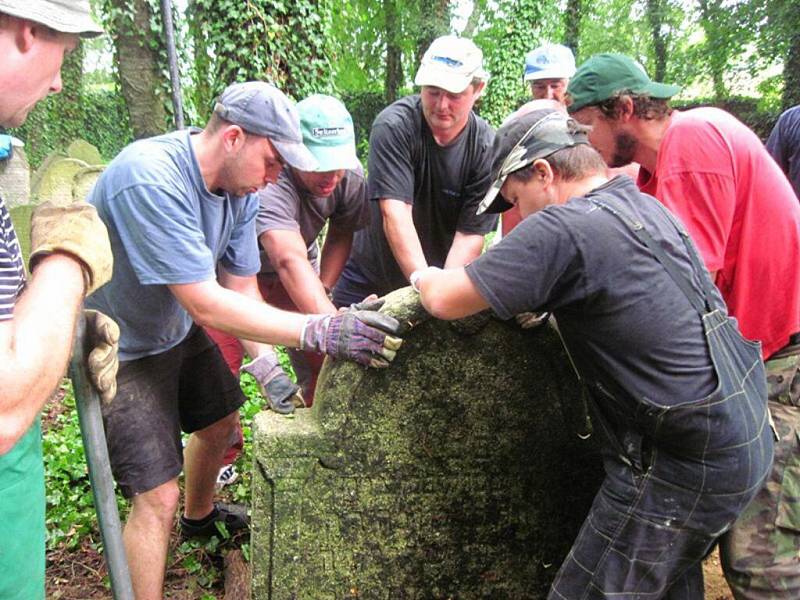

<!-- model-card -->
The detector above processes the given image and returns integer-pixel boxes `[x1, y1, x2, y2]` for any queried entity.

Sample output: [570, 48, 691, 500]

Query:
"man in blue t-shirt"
[0, 2, 116, 598]
[413, 108, 773, 599]
[767, 105, 800, 199]
[87, 81, 402, 599]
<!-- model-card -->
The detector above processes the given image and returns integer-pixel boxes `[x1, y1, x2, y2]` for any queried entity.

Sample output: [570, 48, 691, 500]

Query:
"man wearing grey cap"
[332, 35, 497, 306]
[413, 108, 772, 599]
[86, 81, 402, 598]
[0, 1, 117, 598]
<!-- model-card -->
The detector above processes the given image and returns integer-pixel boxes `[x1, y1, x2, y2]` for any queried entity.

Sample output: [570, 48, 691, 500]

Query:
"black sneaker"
[180, 502, 249, 539]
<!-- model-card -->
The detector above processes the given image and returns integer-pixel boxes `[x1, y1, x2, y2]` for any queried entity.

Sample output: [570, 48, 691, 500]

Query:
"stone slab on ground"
[252, 287, 604, 599]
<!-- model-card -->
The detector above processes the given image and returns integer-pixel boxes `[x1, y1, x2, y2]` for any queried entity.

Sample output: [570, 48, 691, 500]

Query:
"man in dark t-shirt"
[413, 108, 773, 599]
[332, 35, 497, 305]
[767, 104, 800, 199]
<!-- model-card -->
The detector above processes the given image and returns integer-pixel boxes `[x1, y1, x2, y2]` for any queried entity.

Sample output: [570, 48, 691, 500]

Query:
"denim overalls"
[549, 198, 774, 599]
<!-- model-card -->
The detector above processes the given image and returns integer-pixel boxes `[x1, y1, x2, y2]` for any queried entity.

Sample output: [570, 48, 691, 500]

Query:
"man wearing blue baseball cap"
[206, 94, 369, 413]
[86, 81, 403, 598]
[523, 43, 576, 104]
[332, 35, 498, 307]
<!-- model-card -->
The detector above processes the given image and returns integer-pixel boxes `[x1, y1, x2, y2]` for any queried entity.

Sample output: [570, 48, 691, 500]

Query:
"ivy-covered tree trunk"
[645, 0, 668, 81]
[384, 0, 402, 104]
[461, 0, 486, 38]
[563, 0, 583, 57]
[414, 0, 451, 65]
[107, 0, 169, 138]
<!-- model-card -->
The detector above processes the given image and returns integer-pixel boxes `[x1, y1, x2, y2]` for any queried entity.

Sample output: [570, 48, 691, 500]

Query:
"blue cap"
[213, 82, 317, 171]
[524, 44, 576, 82]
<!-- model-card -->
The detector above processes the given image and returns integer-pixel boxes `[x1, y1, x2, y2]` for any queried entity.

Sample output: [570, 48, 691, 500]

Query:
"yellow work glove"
[29, 202, 113, 296]
[84, 309, 120, 404]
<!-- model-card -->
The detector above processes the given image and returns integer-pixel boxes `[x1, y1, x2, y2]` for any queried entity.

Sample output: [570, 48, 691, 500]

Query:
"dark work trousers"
[549, 198, 775, 599]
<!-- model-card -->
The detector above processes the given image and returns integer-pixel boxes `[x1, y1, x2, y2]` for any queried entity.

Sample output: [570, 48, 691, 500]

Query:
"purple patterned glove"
[300, 310, 403, 368]
[240, 351, 304, 414]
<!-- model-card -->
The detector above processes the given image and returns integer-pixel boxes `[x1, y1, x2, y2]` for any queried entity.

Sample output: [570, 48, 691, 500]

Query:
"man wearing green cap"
[413, 107, 772, 599]
[567, 52, 800, 598]
[0, 1, 118, 598]
[206, 94, 368, 412]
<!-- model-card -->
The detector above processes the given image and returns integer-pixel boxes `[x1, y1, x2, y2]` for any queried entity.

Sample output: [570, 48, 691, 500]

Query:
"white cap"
[414, 35, 489, 94]
[523, 44, 576, 82]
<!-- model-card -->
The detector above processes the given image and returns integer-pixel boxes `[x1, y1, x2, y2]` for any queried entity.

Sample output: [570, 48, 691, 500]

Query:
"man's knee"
[193, 410, 240, 446]
[131, 479, 181, 524]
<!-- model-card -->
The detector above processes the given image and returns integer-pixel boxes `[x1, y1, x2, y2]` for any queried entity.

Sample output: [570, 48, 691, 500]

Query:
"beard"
[610, 131, 637, 168]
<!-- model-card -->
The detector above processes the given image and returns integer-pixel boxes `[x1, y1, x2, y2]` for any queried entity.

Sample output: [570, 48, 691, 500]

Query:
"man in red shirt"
[567, 53, 800, 598]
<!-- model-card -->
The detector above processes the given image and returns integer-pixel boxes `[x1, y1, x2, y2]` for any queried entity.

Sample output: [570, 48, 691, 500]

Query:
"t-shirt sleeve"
[330, 171, 369, 232]
[654, 121, 736, 273]
[220, 195, 260, 277]
[256, 181, 301, 236]
[765, 114, 787, 171]
[465, 211, 582, 320]
[367, 122, 415, 203]
[456, 129, 498, 235]
[106, 184, 216, 285]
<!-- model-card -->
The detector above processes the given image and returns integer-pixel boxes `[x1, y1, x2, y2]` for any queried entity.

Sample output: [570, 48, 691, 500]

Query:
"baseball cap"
[213, 81, 317, 171]
[523, 44, 576, 82]
[297, 95, 360, 172]
[0, 0, 103, 37]
[414, 35, 489, 94]
[567, 53, 681, 114]
[477, 109, 590, 215]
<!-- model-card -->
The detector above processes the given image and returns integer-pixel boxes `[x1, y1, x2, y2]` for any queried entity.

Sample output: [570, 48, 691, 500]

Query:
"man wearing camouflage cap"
[87, 81, 402, 598]
[0, 0, 117, 598]
[567, 53, 800, 598]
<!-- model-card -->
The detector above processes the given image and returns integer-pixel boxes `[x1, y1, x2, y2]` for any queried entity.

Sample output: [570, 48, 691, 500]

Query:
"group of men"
[2, 0, 800, 598]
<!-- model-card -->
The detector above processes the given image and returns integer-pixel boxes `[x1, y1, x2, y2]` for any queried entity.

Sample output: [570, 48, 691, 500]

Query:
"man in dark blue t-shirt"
[413, 108, 773, 599]
[767, 104, 800, 199]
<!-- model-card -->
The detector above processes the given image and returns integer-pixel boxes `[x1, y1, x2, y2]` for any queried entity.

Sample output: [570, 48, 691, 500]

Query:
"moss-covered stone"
[252, 288, 603, 599]
[30, 157, 89, 205]
[66, 139, 103, 166]
[72, 166, 104, 203]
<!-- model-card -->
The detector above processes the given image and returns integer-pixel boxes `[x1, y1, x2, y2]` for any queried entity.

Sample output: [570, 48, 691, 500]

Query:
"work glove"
[84, 309, 120, 404]
[515, 311, 550, 329]
[240, 351, 305, 415]
[29, 202, 113, 296]
[300, 310, 403, 368]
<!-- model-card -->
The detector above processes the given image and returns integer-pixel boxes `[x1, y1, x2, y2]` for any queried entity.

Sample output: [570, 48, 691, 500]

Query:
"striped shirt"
[0, 195, 25, 321]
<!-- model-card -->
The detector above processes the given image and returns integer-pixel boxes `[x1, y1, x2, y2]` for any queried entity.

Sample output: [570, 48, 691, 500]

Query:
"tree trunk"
[563, 0, 583, 57]
[415, 0, 451, 66]
[784, 29, 800, 110]
[384, 0, 402, 104]
[645, 0, 668, 81]
[108, 0, 168, 138]
[462, 0, 486, 38]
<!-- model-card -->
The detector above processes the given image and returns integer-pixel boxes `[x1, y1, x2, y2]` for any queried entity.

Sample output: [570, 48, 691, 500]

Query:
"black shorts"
[101, 326, 246, 498]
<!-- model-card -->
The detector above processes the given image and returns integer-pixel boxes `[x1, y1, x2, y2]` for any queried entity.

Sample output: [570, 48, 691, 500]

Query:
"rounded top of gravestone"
[31, 157, 89, 206]
[66, 139, 103, 166]
[72, 166, 105, 203]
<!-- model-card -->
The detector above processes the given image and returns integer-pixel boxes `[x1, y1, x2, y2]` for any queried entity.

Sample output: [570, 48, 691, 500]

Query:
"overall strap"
[587, 196, 718, 316]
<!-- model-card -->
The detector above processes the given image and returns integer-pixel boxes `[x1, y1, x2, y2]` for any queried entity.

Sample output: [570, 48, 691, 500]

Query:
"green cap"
[566, 53, 681, 114]
[297, 95, 360, 172]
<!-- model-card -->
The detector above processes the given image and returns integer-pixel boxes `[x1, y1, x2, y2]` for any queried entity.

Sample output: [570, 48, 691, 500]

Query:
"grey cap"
[477, 108, 591, 214]
[213, 82, 318, 171]
[0, 0, 103, 37]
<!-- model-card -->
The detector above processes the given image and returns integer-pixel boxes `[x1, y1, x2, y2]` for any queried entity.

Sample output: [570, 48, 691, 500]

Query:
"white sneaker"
[216, 464, 239, 490]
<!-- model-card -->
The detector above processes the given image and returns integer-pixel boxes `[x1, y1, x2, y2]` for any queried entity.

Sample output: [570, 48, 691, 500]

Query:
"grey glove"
[300, 310, 403, 368]
[84, 309, 120, 404]
[240, 351, 304, 415]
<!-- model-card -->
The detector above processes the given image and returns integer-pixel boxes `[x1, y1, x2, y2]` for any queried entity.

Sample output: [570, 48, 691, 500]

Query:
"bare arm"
[416, 267, 490, 320]
[380, 198, 427, 280]
[217, 268, 277, 360]
[261, 229, 337, 314]
[318, 224, 354, 296]
[0, 255, 85, 454]
[168, 278, 307, 350]
[444, 232, 485, 269]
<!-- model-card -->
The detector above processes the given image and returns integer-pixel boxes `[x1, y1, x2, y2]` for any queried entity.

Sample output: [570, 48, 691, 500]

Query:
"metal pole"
[68, 316, 135, 600]
[160, 0, 185, 129]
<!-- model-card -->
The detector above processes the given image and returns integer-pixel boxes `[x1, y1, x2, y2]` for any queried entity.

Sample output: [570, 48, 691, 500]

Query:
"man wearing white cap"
[86, 81, 402, 598]
[523, 43, 576, 104]
[206, 94, 369, 413]
[0, 1, 117, 598]
[333, 35, 497, 306]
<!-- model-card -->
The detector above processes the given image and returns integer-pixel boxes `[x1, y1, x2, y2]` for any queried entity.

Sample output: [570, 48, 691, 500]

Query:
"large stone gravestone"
[252, 288, 604, 599]
[30, 157, 89, 206]
[0, 139, 30, 208]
